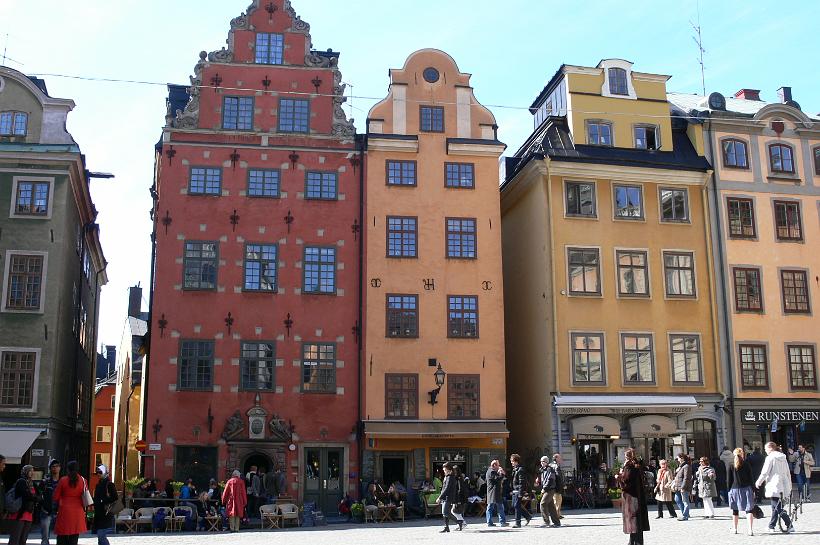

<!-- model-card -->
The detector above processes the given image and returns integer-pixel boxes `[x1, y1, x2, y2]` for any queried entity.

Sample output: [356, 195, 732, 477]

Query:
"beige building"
[502, 60, 725, 473]
[669, 88, 820, 459]
[361, 49, 508, 490]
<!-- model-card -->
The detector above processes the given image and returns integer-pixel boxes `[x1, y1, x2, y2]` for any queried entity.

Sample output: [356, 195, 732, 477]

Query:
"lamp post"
[428, 361, 446, 407]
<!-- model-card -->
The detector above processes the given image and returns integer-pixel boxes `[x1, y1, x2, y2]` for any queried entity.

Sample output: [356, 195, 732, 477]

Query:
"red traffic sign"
[135, 440, 148, 452]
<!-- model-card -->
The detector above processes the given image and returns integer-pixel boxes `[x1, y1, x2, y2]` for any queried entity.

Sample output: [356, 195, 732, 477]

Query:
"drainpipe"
[356, 132, 366, 501]
[142, 152, 161, 460]
[544, 158, 561, 459]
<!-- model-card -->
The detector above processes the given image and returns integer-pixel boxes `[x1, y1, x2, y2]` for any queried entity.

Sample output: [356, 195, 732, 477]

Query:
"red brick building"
[145, 0, 360, 513]
[90, 382, 115, 489]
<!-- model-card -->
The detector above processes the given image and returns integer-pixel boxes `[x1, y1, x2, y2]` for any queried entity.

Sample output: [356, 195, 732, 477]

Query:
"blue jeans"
[674, 491, 690, 519]
[796, 473, 808, 499]
[512, 492, 530, 525]
[97, 527, 114, 545]
[39, 513, 51, 545]
[486, 501, 506, 524]
[769, 497, 791, 530]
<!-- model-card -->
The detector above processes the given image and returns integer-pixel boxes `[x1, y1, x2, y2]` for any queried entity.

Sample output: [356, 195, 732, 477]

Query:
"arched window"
[769, 143, 795, 174]
[722, 139, 749, 169]
[608, 68, 628, 96]
[0, 111, 28, 136]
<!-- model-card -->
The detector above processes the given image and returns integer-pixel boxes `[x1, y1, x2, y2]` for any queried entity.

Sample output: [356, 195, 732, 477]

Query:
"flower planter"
[611, 498, 622, 509]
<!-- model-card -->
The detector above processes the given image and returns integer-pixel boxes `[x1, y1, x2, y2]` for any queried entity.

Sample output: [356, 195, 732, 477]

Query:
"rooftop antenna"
[1, 33, 24, 67]
[690, 1, 706, 95]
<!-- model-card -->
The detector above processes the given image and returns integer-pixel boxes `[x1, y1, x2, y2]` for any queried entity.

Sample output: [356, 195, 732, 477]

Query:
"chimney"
[734, 89, 761, 101]
[128, 285, 142, 318]
[777, 86, 792, 104]
[105, 346, 117, 375]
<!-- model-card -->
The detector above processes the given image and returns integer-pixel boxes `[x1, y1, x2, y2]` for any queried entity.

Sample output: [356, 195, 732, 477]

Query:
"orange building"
[90, 381, 115, 489]
[361, 49, 508, 490]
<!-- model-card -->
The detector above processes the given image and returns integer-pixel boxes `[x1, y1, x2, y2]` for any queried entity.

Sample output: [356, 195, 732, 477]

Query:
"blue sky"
[1, 0, 817, 348]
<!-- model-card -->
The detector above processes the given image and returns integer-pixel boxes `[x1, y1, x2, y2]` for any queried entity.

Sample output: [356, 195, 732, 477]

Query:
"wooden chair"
[260, 504, 281, 529]
[153, 506, 173, 532]
[278, 503, 300, 527]
[170, 505, 192, 531]
[424, 494, 440, 518]
[115, 509, 136, 534]
[394, 501, 405, 522]
[134, 508, 154, 532]
[363, 504, 378, 523]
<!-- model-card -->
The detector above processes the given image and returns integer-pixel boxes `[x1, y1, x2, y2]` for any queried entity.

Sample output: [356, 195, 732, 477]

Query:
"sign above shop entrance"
[554, 395, 698, 416]
[741, 410, 819, 424]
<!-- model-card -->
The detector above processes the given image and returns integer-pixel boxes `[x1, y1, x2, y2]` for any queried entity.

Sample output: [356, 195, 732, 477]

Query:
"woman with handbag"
[653, 459, 677, 519]
[695, 457, 718, 518]
[53, 460, 90, 545]
[92, 465, 119, 545]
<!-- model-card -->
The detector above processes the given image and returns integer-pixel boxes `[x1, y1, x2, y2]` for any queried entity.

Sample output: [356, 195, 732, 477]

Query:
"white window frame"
[662, 249, 698, 300]
[668, 332, 704, 385]
[95, 425, 112, 443]
[600, 59, 637, 100]
[0, 347, 41, 412]
[619, 331, 656, 386]
[613, 247, 651, 298]
[1, 250, 49, 314]
[563, 179, 598, 219]
[9, 176, 55, 219]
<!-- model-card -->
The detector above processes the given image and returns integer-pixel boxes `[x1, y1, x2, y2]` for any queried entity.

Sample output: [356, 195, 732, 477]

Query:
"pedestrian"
[747, 448, 765, 503]
[727, 447, 756, 536]
[755, 442, 795, 533]
[672, 453, 692, 521]
[788, 444, 814, 502]
[436, 462, 458, 532]
[9, 464, 42, 545]
[551, 453, 565, 520]
[451, 465, 468, 530]
[221, 470, 247, 532]
[695, 457, 717, 518]
[509, 453, 531, 528]
[653, 459, 677, 519]
[711, 454, 728, 507]
[0, 454, 6, 528]
[538, 455, 561, 527]
[244, 466, 261, 519]
[719, 446, 733, 477]
[38, 459, 61, 545]
[484, 459, 506, 527]
[617, 449, 650, 545]
[92, 465, 118, 545]
[53, 460, 88, 545]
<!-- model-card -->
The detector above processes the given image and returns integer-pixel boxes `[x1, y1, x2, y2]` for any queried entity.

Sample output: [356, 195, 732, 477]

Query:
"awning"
[0, 428, 44, 464]
[569, 416, 621, 437]
[629, 415, 679, 437]
[555, 394, 698, 416]
[364, 420, 508, 439]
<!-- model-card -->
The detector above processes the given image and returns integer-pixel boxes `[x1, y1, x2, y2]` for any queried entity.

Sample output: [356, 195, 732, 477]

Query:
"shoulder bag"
[81, 477, 94, 508]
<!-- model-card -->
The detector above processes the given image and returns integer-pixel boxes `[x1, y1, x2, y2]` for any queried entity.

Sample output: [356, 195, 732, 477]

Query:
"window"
[95, 453, 111, 469]
[386, 160, 416, 186]
[587, 121, 613, 146]
[774, 201, 802, 241]
[189, 167, 222, 195]
[244, 244, 277, 292]
[248, 169, 280, 197]
[179, 340, 214, 390]
[568, 248, 601, 295]
[781, 270, 810, 314]
[385, 374, 418, 419]
[733, 268, 762, 312]
[608, 67, 628, 95]
[301, 343, 336, 393]
[448, 375, 480, 419]
[255, 33, 284, 64]
[565, 182, 596, 217]
[387, 217, 417, 258]
[0, 351, 35, 408]
[0, 112, 27, 136]
[303, 247, 336, 294]
[183, 242, 217, 290]
[670, 335, 702, 383]
[634, 125, 659, 150]
[278, 99, 310, 133]
[95, 426, 112, 443]
[420, 106, 444, 132]
[445, 163, 475, 188]
[621, 334, 654, 384]
[14, 181, 50, 216]
[448, 295, 478, 338]
[726, 198, 756, 238]
[788, 345, 817, 390]
[614, 184, 643, 219]
[240, 342, 275, 391]
[663, 251, 696, 297]
[5, 254, 44, 310]
[660, 188, 689, 222]
[110, 395, 116, 409]
[306, 172, 338, 200]
[769, 143, 795, 174]
[722, 139, 749, 169]
[616, 250, 649, 297]
[739, 344, 768, 390]
[571, 333, 605, 384]
[222, 97, 253, 130]
[386, 295, 418, 338]
[815, 147, 820, 175]
[446, 218, 477, 259]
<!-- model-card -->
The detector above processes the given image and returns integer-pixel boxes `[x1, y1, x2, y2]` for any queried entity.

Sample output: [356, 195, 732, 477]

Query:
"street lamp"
[428, 362, 446, 405]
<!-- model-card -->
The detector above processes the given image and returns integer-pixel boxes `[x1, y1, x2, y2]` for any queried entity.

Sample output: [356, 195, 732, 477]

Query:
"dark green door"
[304, 448, 344, 514]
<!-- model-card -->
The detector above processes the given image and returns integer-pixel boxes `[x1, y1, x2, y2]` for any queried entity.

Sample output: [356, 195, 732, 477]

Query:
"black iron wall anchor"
[210, 73, 223, 89]
[157, 313, 168, 337]
[165, 145, 176, 165]
[230, 209, 240, 231]
[284, 313, 293, 337]
[289, 151, 300, 169]
[351, 219, 360, 241]
[152, 418, 163, 442]
[230, 149, 241, 170]
[284, 210, 294, 233]
[265, 1, 277, 20]
[262, 75, 271, 90]
[349, 154, 361, 174]
[225, 312, 234, 335]
[161, 211, 173, 235]
[311, 76, 322, 93]
[207, 404, 214, 434]
[352, 321, 361, 344]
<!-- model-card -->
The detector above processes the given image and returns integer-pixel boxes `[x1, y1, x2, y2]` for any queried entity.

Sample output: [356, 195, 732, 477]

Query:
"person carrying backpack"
[9, 464, 42, 545]
[538, 456, 561, 527]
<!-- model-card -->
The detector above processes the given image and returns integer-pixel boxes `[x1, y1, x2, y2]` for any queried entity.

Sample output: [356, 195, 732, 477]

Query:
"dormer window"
[255, 33, 284, 65]
[769, 144, 795, 174]
[586, 121, 612, 146]
[634, 125, 659, 150]
[608, 68, 628, 95]
[0, 112, 28, 136]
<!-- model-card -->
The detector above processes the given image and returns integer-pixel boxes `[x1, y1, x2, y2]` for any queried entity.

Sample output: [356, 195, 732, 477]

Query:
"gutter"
[356, 132, 365, 501]
[142, 151, 161, 462]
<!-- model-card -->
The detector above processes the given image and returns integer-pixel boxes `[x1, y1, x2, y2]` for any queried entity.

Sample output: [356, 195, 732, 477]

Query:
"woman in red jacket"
[53, 461, 89, 545]
[221, 470, 248, 532]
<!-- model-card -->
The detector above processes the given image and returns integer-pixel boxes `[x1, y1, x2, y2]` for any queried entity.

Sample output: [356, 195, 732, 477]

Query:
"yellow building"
[362, 49, 508, 489]
[669, 88, 820, 456]
[502, 60, 725, 472]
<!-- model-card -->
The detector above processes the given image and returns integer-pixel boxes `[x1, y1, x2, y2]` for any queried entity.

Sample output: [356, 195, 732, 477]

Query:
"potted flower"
[123, 477, 143, 498]
[170, 481, 185, 498]
[608, 488, 623, 509]
[350, 502, 364, 523]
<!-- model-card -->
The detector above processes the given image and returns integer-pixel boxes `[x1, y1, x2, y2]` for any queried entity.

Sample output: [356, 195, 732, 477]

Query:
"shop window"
[430, 448, 468, 479]
[174, 446, 218, 491]
[686, 419, 716, 459]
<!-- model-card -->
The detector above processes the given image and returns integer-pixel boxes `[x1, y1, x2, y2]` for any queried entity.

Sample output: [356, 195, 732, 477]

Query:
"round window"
[423, 67, 440, 84]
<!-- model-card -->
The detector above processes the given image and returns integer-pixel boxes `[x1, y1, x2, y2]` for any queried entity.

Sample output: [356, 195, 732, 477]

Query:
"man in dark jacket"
[538, 456, 561, 527]
[0, 454, 6, 534]
[436, 462, 458, 533]
[510, 453, 531, 528]
[747, 448, 765, 502]
[38, 459, 61, 545]
[485, 459, 506, 526]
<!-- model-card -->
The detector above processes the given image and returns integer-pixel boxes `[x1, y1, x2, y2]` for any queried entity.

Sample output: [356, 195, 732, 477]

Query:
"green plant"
[350, 502, 364, 517]
[170, 481, 185, 493]
[123, 477, 143, 492]
[611, 458, 623, 475]
[607, 488, 622, 499]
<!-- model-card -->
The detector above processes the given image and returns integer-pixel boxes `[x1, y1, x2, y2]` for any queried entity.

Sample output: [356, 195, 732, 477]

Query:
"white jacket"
[755, 450, 793, 499]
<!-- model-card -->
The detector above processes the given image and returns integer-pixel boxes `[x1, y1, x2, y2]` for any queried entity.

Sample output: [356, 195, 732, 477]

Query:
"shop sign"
[558, 405, 695, 416]
[741, 410, 820, 424]
[31, 449, 45, 457]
